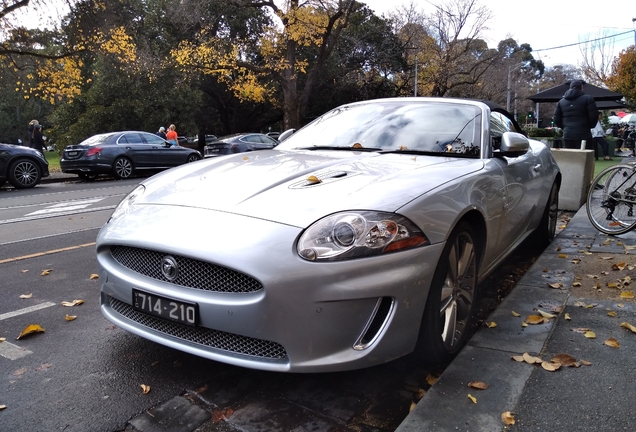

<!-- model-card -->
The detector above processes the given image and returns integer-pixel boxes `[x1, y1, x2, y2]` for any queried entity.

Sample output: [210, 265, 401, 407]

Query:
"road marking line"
[0, 242, 96, 265]
[25, 198, 105, 216]
[0, 205, 116, 225]
[0, 302, 56, 321]
[0, 341, 33, 360]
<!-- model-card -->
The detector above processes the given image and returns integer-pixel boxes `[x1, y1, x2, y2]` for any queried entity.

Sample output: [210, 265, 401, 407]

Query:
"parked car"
[190, 135, 218, 147]
[0, 143, 50, 189]
[96, 98, 561, 372]
[60, 131, 202, 180]
[203, 133, 278, 157]
[266, 131, 281, 140]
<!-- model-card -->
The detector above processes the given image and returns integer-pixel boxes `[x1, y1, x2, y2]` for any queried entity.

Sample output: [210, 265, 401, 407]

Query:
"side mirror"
[278, 128, 296, 142]
[496, 132, 529, 156]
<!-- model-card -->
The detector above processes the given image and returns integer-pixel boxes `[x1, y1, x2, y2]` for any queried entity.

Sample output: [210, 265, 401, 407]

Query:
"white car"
[96, 97, 561, 372]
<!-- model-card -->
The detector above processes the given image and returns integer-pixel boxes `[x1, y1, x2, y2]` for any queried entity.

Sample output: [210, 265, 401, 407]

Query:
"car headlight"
[108, 185, 145, 223]
[298, 211, 429, 261]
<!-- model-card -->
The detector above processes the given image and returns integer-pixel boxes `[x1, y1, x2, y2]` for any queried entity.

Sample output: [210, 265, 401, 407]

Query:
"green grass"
[45, 151, 60, 172]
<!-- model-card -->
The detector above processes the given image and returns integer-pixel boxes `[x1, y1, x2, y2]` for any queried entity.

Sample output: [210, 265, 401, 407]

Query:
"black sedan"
[60, 131, 202, 180]
[0, 143, 50, 189]
[204, 133, 277, 158]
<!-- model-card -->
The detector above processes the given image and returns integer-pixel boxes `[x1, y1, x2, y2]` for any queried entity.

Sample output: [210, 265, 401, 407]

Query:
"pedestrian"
[591, 112, 611, 160]
[166, 124, 178, 146]
[553, 80, 599, 152]
[31, 123, 45, 157]
[156, 126, 167, 140]
[26, 119, 39, 147]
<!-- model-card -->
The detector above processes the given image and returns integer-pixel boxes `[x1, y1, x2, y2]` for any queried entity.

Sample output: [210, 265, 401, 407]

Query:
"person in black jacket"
[31, 123, 45, 157]
[553, 80, 598, 151]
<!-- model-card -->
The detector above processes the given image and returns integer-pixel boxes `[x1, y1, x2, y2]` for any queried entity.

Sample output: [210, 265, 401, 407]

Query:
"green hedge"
[526, 128, 563, 138]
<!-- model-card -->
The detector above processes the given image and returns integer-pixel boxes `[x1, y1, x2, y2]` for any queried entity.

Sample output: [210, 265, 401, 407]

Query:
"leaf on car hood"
[306, 175, 322, 184]
[16, 324, 45, 340]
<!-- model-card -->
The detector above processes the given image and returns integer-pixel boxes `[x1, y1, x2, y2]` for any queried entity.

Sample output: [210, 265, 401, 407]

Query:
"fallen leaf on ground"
[571, 327, 591, 333]
[620, 322, 636, 333]
[586, 303, 599, 309]
[620, 291, 634, 299]
[574, 301, 586, 307]
[571, 259, 581, 264]
[468, 381, 489, 390]
[548, 282, 563, 289]
[487, 322, 497, 328]
[607, 282, 619, 289]
[16, 324, 45, 340]
[0, 337, 6, 342]
[525, 315, 548, 325]
[600, 256, 613, 260]
[65, 315, 77, 321]
[501, 411, 515, 426]
[541, 361, 561, 371]
[604, 338, 620, 348]
[89, 274, 99, 280]
[522, 352, 543, 364]
[612, 262, 627, 270]
[140, 384, 150, 394]
[212, 408, 234, 422]
[580, 359, 592, 366]
[426, 374, 438, 386]
[61, 299, 84, 307]
[511, 355, 525, 362]
[467, 394, 477, 403]
[584, 331, 597, 339]
[551, 353, 577, 367]
[537, 309, 556, 319]
[565, 313, 571, 320]
[409, 401, 417, 412]
[0, 404, 6, 410]
[19, 293, 32, 299]
[558, 254, 568, 259]
[40, 269, 52, 276]
[20, 269, 28, 273]
[608, 311, 617, 317]
[521, 322, 528, 327]
[511, 311, 521, 317]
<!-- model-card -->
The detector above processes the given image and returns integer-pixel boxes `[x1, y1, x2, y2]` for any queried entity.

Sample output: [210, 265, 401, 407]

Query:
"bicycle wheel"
[587, 164, 636, 235]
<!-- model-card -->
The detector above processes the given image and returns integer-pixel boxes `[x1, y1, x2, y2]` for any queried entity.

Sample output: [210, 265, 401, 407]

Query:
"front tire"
[415, 221, 479, 364]
[535, 181, 559, 246]
[112, 157, 133, 179]
[8, 158, 41, 189]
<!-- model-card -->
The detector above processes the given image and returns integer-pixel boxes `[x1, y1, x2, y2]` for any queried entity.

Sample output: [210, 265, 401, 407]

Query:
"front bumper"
[97, 205, 444, 372]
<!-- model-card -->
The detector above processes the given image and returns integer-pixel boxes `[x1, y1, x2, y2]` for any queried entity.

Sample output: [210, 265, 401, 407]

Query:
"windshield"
[276, 100, 483, 156]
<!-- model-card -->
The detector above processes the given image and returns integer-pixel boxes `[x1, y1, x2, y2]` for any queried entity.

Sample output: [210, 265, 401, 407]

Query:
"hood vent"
[290, 170, 358, 189]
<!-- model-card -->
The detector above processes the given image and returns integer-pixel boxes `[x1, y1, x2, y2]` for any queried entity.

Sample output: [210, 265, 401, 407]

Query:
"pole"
[414, 55, 418, 97]
[506, 66, 512, 111]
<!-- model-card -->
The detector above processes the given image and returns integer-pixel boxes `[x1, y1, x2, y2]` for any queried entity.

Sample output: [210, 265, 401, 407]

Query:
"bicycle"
[587, 162, 636, 235]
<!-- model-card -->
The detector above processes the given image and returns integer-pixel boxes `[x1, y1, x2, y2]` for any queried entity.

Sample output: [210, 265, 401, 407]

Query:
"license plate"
[67, 151, 78, 157]
[132, 289, 198, 326]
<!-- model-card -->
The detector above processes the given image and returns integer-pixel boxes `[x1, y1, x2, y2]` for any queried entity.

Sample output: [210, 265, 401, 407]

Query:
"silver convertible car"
[97, 98, 561, 372]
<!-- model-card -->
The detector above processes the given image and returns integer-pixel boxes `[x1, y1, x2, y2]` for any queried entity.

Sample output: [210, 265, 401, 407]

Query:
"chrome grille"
[109, 297, 288, 360]
[110, 246, 263, 293]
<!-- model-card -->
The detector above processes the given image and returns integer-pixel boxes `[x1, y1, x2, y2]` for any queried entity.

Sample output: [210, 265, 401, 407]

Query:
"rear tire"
[8, 158, 41, 189]
[187, 154, 200, 163]
[112, 157, 133, 179]
[415, 221, 479, 364]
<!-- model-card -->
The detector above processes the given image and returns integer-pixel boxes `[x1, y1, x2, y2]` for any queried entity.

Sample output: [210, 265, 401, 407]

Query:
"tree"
[606, 46, 636, 106]
[172, 0, 360, 129]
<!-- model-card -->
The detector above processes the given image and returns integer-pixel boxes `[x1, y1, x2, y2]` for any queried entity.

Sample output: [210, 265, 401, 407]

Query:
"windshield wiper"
[300, 145, 384, 152]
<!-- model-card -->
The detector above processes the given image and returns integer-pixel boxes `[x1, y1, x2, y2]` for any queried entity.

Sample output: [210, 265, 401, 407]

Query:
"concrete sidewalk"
[397, 207, 636, 431]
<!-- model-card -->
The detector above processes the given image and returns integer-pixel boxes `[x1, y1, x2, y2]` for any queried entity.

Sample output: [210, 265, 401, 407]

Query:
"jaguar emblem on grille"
[161, 256, 179, 281]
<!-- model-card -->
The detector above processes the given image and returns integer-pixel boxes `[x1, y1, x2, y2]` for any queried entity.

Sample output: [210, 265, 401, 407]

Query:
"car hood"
[138, 150, 484, 227]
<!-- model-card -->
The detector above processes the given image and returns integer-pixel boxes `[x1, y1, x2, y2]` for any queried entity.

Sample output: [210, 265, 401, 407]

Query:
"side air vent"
[289, 171, 359, 189]
[353, 297, 394, 350]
